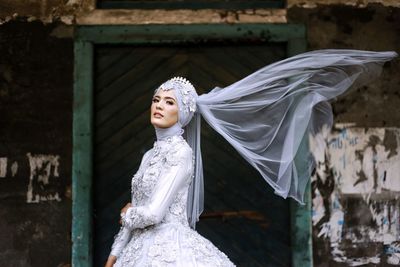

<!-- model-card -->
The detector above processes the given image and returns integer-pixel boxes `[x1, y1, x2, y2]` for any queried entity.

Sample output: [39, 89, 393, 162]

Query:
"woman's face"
[151, 89, 179, 128]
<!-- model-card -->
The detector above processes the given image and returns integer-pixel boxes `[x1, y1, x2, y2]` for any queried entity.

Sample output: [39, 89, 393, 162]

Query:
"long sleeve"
[121, 145, 192, 230]
[110, 226, 131, 258]
[109, 150, 152, 258]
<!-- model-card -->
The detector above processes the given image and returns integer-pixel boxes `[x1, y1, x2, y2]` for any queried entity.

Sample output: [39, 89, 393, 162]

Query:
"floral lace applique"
[182, 229, 234, 266]
[113, 135, 236, 266]
[141, 166, 161, 198]
[131, 171, 144, 203]
[148, 231, 179, 264]
[169, 191, 185, 216]
[122, 208, 158, 229]
[115, 230, 147, 267]
[131, 150, 152, 204]
[131, 136, 187, 204]
[110, 226, 128, 258]
[164, 143, 183, 167]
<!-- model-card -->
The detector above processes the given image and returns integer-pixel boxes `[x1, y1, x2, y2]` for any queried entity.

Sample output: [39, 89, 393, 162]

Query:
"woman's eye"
[167, 101, 174, 105]
[152, 98, 159, 103]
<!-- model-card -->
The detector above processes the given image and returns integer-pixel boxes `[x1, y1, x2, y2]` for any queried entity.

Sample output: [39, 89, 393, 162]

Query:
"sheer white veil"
[157, 49, 398, 229]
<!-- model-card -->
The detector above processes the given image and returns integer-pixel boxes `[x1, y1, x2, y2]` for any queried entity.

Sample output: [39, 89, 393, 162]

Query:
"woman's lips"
[154, 112, 163, 118]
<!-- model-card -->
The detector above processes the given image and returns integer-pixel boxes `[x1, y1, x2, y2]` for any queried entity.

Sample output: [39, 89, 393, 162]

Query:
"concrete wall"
[0, 20, 73, 266]
[310, 125, 400, 266]
[289, 4, 400, 127]
[0, 1, 399, 266]
[288, 3, 400, 266]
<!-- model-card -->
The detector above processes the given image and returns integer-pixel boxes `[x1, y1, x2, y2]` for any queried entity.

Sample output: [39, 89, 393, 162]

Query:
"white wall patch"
[0, 157, 7, 178]
[310, 126, 400, 265]
[11, 161, 18, 177]
[26, 153, 61, 203]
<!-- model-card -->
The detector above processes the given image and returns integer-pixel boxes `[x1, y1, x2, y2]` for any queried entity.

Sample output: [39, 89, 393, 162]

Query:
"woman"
[105, 50, 397, 266]
[105, 78, 235, 266]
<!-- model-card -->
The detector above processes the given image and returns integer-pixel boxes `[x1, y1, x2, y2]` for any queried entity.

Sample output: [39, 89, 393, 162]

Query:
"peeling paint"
[75, 9, 287, 25]
[10, 161, 18, 177]
[0, 157, 7, 177]
[0, 0, 287, 25]
[310, 125, 400, 265]
[0, 157, 18, 179]
[26, 153, 61, 203]
[287, 0, 400, 8]
[326, 127, 400, 194]
[1, 0, 399, 26]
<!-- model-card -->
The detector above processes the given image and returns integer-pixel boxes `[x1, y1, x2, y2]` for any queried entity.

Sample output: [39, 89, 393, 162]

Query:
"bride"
[105, 77, 236, 266]
[104, 50, 397, 267]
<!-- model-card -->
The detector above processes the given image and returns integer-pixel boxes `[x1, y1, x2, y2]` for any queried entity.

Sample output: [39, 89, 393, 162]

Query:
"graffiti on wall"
[310, 125, 400, 266]
[0, 153, 62, 203]
[0, 157, 18, 178]
[26, 153, 61, 203]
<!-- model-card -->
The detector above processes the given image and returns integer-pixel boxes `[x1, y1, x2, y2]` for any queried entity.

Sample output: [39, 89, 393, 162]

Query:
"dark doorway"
[92, 43, 291, 266]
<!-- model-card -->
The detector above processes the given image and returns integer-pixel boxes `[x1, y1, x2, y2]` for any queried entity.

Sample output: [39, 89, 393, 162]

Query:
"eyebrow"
[153, 95, 176, 101]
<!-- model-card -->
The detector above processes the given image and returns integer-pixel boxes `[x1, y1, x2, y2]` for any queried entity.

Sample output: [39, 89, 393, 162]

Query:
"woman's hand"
[104, 255, 117, 267]
[121, 203, 132, 214]
[119, 203, 132, 225]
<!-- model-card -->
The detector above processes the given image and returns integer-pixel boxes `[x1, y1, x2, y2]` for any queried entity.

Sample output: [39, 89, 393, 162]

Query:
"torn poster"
[310, 124, 400, 266]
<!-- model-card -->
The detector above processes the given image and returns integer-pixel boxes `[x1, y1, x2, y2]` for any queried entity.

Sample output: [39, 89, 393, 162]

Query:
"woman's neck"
[155, 123, 183, 141]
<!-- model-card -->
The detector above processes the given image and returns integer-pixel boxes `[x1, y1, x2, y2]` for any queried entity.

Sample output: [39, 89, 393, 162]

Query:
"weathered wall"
[0, 0, 91, 24]
[288, 0, 400, 8]
[0, 20, 73, 266]
[0, 1, 399, 266]
[310, 126, 400, 266]
[288, 4, 400, 124]
[288, 3, 400, 266]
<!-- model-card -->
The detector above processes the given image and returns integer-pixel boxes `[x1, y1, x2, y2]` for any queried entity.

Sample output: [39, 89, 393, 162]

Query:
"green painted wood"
[75, 24, 306, 44]
[72, 40, 94, 267]
[287, 36, 313, 267]
[98, 0, 285, 10]
[291, 185, 313, 267]
[96, 47, 155, 92]
[290, 127, 313, 267]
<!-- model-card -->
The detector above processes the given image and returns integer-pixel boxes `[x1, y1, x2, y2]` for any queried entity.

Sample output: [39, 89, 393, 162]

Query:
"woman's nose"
[156, 101, 163, 110]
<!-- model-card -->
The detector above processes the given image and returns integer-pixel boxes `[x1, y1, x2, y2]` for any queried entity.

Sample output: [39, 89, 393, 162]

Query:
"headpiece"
[156, 77, 198, 127]
[154, 76, 203, 228]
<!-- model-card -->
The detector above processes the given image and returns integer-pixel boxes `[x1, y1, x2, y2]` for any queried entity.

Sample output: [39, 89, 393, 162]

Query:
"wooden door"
[93, 43, 291, 266]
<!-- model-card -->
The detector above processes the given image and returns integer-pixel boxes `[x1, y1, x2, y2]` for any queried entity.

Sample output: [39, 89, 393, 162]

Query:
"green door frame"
[72, 24, 312, 267]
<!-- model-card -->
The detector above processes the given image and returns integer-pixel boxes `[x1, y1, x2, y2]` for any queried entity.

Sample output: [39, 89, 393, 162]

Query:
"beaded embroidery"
[156, 77, 197, 115]
[112, 135, 235, 266]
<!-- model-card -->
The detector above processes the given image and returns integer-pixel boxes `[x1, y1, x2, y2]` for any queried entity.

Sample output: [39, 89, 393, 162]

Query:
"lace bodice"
[110, 135, 194, 256]
[109, 135, 235, 266]
[123, 135, 194, 228]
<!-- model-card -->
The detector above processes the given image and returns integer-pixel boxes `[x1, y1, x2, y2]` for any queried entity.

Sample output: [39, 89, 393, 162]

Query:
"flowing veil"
[185, 49, 398, 228]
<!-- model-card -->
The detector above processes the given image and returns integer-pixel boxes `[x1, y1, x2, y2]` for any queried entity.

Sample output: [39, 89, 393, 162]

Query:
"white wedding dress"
[110, 135, 235, 267]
